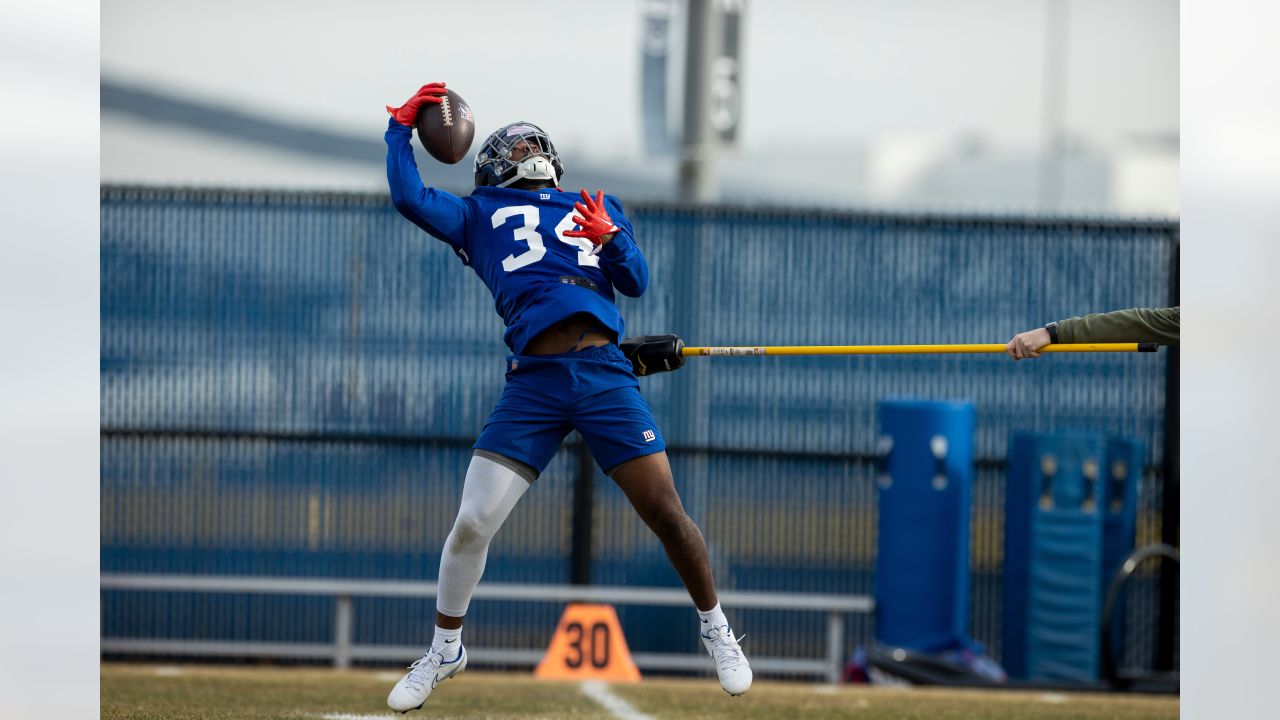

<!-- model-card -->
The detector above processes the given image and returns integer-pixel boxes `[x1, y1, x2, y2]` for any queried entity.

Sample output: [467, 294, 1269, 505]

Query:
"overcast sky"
[100, 0, 1178, 207]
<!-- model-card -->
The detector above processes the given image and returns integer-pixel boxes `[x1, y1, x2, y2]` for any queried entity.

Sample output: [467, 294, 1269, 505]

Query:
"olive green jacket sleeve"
[1057, 306, 1179, 346]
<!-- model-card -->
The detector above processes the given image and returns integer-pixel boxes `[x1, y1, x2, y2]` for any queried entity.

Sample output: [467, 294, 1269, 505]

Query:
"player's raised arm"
[384, 82, 471, 255]
[565, 189, 649, 297]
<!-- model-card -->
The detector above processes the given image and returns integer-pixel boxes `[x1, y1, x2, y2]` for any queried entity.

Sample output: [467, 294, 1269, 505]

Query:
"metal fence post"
[1157, 238, 1180, 672]
[570, 438, 594, 586]
[334, 595, 354, 669]
[825, 611, 845, 684]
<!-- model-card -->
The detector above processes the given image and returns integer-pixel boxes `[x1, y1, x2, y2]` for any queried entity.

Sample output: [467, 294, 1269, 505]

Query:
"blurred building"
[102, 0, 1178, 216]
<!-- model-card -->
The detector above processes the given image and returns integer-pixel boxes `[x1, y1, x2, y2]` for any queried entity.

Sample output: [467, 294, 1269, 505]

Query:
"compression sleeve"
[1058, 306, 1180, 346]
[596, 196, 648, 297]
[385, 118, 471, 260]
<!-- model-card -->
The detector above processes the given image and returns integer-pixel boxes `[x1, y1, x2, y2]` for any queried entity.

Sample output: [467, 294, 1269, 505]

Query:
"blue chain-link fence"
[101, 186, 1176, 674]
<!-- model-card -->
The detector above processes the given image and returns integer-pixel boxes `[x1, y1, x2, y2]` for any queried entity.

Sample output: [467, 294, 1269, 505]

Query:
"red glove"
[563, 189, 620, 249]
[385, 82, 447, 127]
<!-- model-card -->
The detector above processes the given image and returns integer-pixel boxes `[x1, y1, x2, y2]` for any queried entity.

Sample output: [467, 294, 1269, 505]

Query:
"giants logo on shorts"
[642, 429, 656, 443]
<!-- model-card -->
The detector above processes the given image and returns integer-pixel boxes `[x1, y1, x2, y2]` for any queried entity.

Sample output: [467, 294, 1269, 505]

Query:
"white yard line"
[310, 713, 397, 720]
[580, 681, 657, 720]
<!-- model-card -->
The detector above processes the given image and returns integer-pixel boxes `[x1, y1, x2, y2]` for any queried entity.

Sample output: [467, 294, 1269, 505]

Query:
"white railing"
[100, 573, 874, 683]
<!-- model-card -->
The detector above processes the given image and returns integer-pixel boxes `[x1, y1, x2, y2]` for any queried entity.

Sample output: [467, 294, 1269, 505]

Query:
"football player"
[382, 82, 750, 712]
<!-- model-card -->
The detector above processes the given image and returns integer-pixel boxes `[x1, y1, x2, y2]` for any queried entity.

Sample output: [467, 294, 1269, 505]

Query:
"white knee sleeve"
[436, 454, 530, 617]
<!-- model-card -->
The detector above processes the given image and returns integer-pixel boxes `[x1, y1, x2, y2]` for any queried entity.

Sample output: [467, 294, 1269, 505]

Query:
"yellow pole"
[681, 343, 1155, 356]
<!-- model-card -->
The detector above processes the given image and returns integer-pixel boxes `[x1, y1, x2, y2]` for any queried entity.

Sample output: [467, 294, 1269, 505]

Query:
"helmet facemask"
[474, 122, 565, 189]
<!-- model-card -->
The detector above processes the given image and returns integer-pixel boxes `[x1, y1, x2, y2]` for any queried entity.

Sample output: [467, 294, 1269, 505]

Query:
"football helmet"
[474, 121, 565, 188]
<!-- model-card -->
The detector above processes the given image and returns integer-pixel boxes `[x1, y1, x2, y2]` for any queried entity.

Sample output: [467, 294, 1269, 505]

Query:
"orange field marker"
[534, 603, 641, 683]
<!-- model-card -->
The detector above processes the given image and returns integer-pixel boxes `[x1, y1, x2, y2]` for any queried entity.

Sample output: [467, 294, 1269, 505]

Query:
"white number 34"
[492, 205, 600, 272]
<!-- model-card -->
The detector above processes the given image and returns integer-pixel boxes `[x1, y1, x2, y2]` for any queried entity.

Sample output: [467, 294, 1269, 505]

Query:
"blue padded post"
[875, 399, 976, 652]
[1004, 430, 1108, 681]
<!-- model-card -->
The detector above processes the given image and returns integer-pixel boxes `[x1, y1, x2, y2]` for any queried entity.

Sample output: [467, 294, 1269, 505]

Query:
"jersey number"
[493, 205, 600, 272]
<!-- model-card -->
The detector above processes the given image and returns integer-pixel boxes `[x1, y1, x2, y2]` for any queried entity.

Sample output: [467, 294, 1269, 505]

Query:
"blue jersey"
[385, 119, 649, 355]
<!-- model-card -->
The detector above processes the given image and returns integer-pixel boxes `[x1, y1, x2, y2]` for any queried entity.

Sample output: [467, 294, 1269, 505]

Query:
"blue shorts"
[474, 344, 667, 476]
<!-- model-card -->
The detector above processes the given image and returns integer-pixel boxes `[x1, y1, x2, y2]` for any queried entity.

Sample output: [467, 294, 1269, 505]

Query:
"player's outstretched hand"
[386, 82, 447, 127]
[1006, 327, 1051, 360]
[564, 189, 620, 250]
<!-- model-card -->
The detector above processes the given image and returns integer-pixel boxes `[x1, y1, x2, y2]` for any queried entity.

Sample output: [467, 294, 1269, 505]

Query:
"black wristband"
[1044, 322, 1059, 344]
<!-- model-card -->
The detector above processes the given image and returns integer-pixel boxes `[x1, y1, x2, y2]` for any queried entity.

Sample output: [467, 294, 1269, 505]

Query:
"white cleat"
[386, 641, 468, 713]
[701, 623, 752, 696]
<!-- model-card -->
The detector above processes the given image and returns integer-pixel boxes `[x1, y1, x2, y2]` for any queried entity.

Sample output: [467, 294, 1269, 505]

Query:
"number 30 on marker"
[534, 603, 641, 682]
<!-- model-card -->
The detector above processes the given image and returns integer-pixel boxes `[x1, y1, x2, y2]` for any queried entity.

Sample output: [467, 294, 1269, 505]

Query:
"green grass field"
[102, 663, 1179, 720]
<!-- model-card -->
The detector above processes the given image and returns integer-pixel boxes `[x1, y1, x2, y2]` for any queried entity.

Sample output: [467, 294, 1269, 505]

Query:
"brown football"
[415, 89, 475, 164]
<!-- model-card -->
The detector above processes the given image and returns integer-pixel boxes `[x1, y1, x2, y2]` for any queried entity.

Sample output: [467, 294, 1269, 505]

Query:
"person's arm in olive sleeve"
[1057, 306, 1179, 346]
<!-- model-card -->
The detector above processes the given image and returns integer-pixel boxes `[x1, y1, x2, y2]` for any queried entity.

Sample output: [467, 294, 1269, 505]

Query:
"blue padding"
[1027, 511, 1104, 681]
[875, 399, 975, 652]
[1004, 430, 1107, 681]
[1102, 437, 1143, 657]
